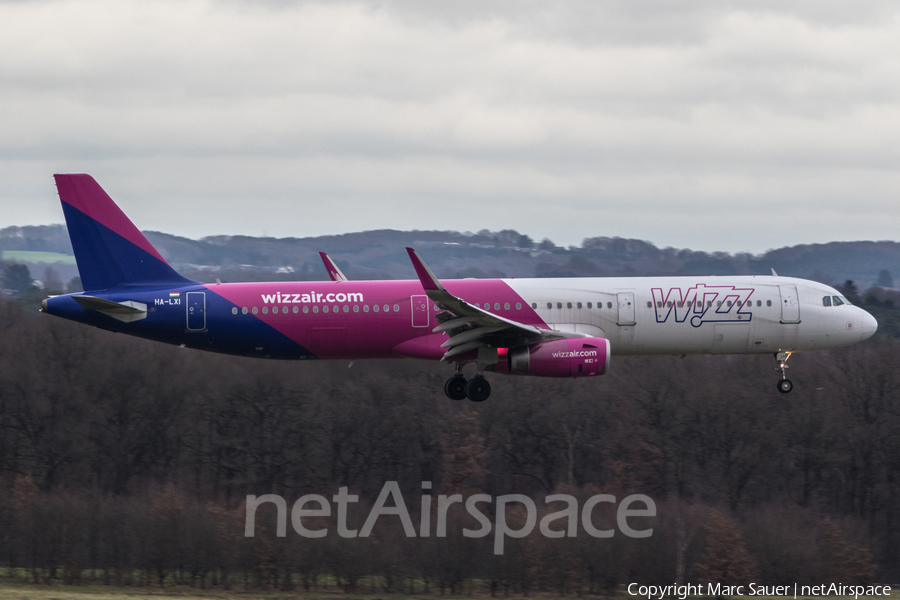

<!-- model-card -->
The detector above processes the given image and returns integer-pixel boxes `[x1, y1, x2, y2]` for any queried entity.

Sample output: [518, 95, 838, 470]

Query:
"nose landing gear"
[775, 351, 793, 393]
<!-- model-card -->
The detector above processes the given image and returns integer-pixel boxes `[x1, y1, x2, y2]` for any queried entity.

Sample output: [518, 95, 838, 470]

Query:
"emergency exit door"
[617, 292, 635, 325]
[778, 285, 800, 323]
[411, 295, 429, 327]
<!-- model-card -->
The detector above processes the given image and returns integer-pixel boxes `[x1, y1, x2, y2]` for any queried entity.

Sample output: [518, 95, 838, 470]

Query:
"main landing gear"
[444, 363, 491, 402]
[775, 351, 793, 394]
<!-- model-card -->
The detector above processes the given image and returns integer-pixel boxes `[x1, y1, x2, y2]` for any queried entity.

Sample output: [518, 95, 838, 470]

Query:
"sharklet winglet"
[319, 252, 349, 282]
[406, 247, 446, 294]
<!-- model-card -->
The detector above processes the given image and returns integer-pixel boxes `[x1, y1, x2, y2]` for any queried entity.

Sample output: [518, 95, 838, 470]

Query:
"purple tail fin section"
[54, 174, 194, 291]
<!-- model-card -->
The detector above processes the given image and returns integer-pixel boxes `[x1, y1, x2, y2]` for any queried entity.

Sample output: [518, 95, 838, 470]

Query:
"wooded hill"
[0, 295, 897, 590]
[2, 224, 900, 289]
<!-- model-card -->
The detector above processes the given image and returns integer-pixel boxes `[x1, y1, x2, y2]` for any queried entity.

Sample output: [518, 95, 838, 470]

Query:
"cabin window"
[323, 306, 329, 313]
[232, 307, 238, 315]
[557, 302, 562, 309]
[587, 302, 592, 308]
[577, 302, 582, 309]
[363, 305, 369, 312]
[384, 304, 390, 312]
[283, 306, 289, 314]
[516, 303, 522, 310]
[393, 304, 400, 312]
[263, 307, 270, 314]
[607, 302, 612, 308]
[757, 300, 761, 307]
[494, 303, 500, 310]
[727, 301, 733, 307]
[313, 306, 319, 313]
[353, 305, 359, 313]
[766, 300, 772, 307]
[373, 304, 379, 312]
[647, 301, 652, 308]
[343, 305, 349, 313]
[504, 303, 510, 310]
[666, 301, 672, 308]
[293, 306, 298, 314]
[657, 301, 663, 308]
[546, 302, 552, 309]
[242, 307, 248, 315]
[717, 301, 722, 307]
[303, 306, 309, 313]
[252, 307, 258, 314]
[567, 302, 572, 309]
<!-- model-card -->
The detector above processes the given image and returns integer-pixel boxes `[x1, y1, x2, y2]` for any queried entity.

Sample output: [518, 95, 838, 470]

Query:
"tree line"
[0, 295, 897, 591]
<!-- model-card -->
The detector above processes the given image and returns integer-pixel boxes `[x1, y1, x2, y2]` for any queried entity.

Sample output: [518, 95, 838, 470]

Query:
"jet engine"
[497, 336, 610, 378]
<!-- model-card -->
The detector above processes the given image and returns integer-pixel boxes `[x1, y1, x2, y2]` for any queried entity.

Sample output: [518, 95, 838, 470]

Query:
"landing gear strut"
[775, 351, 793, 394]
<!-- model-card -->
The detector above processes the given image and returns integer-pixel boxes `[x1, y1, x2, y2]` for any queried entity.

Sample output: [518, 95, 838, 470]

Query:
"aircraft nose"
[860, 309, 878, 341]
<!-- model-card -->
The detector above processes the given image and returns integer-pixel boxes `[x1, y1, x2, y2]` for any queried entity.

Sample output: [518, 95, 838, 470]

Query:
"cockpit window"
[832, 295, 846, 306]
[823, 296, 832, 307]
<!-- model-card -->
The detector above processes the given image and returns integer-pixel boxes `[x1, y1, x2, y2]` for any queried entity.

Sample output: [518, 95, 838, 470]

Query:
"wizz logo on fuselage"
[651, 284, 754, 327]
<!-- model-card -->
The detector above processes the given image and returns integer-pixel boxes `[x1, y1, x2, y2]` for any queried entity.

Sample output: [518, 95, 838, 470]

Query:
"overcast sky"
[1, 0, 899, 253]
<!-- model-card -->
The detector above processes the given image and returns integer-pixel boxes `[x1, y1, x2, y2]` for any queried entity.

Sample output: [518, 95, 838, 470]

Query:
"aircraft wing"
[406, 248, 585, 360]
[319, 252, 349, 282]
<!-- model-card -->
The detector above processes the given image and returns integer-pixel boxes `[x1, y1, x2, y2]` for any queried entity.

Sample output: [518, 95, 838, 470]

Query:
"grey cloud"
[0, 0, 899, 253]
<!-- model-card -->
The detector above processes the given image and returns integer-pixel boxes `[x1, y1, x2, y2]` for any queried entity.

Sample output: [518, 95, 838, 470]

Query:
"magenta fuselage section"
[210, 278, 546, 360]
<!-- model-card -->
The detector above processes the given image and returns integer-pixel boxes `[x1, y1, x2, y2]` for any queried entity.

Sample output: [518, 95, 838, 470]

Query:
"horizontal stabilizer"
[73, 295, 147, 323]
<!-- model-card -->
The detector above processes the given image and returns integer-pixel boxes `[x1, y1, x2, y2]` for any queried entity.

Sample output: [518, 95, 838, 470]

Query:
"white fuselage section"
[507, 275, 877, 355]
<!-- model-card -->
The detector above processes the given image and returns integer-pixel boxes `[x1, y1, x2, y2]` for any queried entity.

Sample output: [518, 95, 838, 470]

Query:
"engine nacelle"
[497, 336, 611, 378]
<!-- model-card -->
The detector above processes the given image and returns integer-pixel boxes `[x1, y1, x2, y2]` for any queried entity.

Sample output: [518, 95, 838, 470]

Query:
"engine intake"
[499, 336, 610, 378]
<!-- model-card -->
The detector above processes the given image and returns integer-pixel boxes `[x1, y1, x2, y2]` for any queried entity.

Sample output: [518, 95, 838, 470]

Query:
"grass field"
[1, 251, 76, 265]
[0, 582, 896, 600]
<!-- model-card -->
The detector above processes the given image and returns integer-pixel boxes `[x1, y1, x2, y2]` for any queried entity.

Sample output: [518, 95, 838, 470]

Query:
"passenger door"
[186, 292, 206, 331]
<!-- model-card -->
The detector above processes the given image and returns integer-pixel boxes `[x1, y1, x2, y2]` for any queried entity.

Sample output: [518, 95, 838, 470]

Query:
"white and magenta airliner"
[42, 175, 878, 401]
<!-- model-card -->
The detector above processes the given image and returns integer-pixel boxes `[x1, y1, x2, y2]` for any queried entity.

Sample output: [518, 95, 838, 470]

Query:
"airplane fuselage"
[44, 274, 877, 361]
